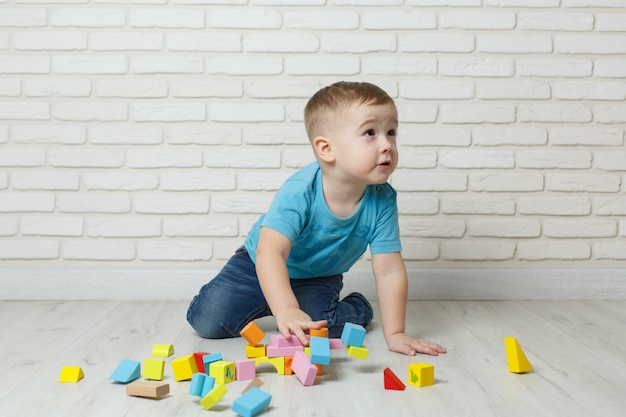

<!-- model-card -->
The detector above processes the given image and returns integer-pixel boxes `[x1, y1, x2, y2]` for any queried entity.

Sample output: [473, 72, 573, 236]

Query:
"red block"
[384, 367, 406, 390]
[194, 352, 210, 374]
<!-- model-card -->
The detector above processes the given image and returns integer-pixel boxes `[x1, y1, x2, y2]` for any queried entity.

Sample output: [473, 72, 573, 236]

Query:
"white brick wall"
[1, 0, 625, 274]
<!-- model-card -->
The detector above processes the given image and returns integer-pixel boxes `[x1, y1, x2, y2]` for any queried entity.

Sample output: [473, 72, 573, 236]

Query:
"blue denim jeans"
[187, 246, 373, 339]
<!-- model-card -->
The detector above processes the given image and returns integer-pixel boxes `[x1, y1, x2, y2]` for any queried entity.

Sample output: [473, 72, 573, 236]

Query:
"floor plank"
[1, 300, 625, 417]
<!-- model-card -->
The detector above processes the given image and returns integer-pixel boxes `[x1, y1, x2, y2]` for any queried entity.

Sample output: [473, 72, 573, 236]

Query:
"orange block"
[241, 321, 265, 346]
[309, 327, 329, 338]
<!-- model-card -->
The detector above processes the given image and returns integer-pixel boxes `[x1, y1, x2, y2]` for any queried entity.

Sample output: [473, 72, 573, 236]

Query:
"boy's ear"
[313, 136, 335, 163]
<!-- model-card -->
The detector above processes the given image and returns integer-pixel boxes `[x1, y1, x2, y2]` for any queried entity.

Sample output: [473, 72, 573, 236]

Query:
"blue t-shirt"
[244, 162, 402, 278]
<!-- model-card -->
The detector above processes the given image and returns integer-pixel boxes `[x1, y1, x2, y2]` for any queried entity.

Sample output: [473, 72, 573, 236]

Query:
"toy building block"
[201, 375, 216, 397]
[309, 327, 329, 338]
[143, 358, 165, 381]
[232, 386, 272, 417]
[241, 321, 265, 346]
[189, 373, 207, 396]
[245, 344, 266, 359]
[329, 338, 343, 349]
[292, 351, 317, 386]
[110, 359, 141, 384]
[309, 336, 331, 365]
[266, 344, 303, 358]
[504, 336, 533, 373]
[383, 367, 406, 391]
[151, 344, 174, 357]
[346, 345, 369, 360]
[270, 334, 307, 347]
[194, 352, 210, 373]
[203, 352, 222, 373]
[200, 384, 228, 410]
[236, 359, 256, 381]
[242, 377, 264, 394]
[254, 356, 285, 375]
[284, 356, 294, 375]
[126, 381, 169, 399]
[408, 363, 434, 387]
[171, 354, 198, 381]
[59, 366, 84, 383]
[210, 360, 236, 384]
[341, 322, 366, 347]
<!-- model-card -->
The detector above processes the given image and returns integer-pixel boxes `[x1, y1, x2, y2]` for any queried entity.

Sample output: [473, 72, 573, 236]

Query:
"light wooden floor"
[1, 300, 625, 417]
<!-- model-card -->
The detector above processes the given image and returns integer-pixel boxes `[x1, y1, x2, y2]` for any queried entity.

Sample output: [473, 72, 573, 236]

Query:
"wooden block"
[171, 354, 198, 381]
[270, 334, 307, 347]
[201, 375, 216, 397]
[340, 323, 366, 347]
[253, 356, 285, 375]
[309, 327, 329, 338]
[292, 351, 317, 386]
[194, 351, 210, 373]
[240, 321, 265, 347]
[346, 345, 369, 360]
[245, 344, 266, 359]
[126, 381, 169, 399]
[232, 386, 272, 417]
[151, 344, 174, 357]
[383, 367, 405, 390]
[189, 373, 206, 396]
[143, 358, 164, 381]
[408, 363, 434, 387]
[265, 344, 303, 358]
[200, 384, 228, 410]
[110, 359, 141, 383]
[309, 336, 331, 365]
[203, 352, 222, 374]
[59, 366, 84, 383]
[504, 336, 533, 373]
[209, 360, 236, 384]
[242, 377, 264, 394]
[236, 359, 256, 381]
[284, 356, 294, 376]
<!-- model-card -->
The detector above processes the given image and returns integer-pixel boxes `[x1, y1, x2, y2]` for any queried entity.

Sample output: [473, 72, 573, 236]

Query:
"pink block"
[235, 359, 256, 381]
[292, 351, 317, 386]
[266, 344, 304, 358]
[329, 338, 343, 349]
[270, 334, 308, 347]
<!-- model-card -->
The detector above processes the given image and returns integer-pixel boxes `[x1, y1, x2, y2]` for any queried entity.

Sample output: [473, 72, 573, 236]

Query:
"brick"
[550, 127, 623, 146]
[544, 219, 617, 238]
[322, 34, 396, 53]
[595, 197, 626, 216]
[239, 172, 293, 191]
[167, 125, 241, 146]
[440, 11, 515, 29]
[0, 217, 18, 236]
[132, 103, 206, 122]
[0, 148, 46, 167]
[167, 33, 241, 52]
[472, 127, 547, 146]
[362, 57, 437, 76]
[396, 149, 437, 169]
[53, 55, 128, 75]
[363, 10, 436, 29]
[595, 59, 626, 78]
[593, 151, 626, 171]
[0, 171, 7, 189]
[0, 240, 60, 260]
[485, 0, 559, 5]
[0, 8, 47, 27]
[0, 102, 49, 121]
[22, 216, 84, 237]
[594, 104, 626, 123]
[134, 194, 210, 215]
[563, 0, 625, 6]
[95, 79, 168, 98]
[399, 34, 474, 53]
[517, 242, 590, 261]
[477, 35, 552, 54]
[401, 127, 471, 147]
[49, 148, 124, 168]
[14, 30, 87, 51]
[392, 172, 467, 192]
[91, 31, 163, 51]
[400, 240, 439, 261]
[597, 14, 626, 32]
[54, 101, 127, 122]
[441, 104, 516, 124]
[397, 195, 439, 215]
[243, 126, 306, 146]
[441, 196, 515, 215]
[83, 172, 159, 191]
[409, 0, 480, 4]
[547, 173, 620, 193]
[90, 125, 163, 145]
[517, 12, 594, 31]
[211, 195, 273, 214]
[209, 104, 284, 123]
[132, 56, 204, 74]
[400, 80, 474, 100]
[164, 217, 238, 237]
[12, 171, 80, 191]
[162, 171, 236, 191]
[207, 57, 282, 76]
[476, 81, 550, 100]
[138, 242, 212, 261]
[0, 78, 20, 96]
[439, 150, 515, 169]
[468, 219, 541, 238]
[439, 58, 515, 77]
[555, 35, 626, 54]
[24, 77, 91, 97]
[518, 196, 591, 216]
[87, 217, 161, 238]
[205, 148, 281, 168]
[58, 194, 131, 214]
[441, 241, 515, 261]
[208, 9, 281, 29]
[285, 56, 359, 76]
[554, 82, 626, 101]
[246, 80, 319, 99]
[171, 79, 242, 98]
[517, 58, 592, 78]
[518, 104, 592, 123]
[64, 240, 136, 261]
[0, 193, 55, 213]
[246, 33, 319, 53]
[470, 173, 544, 192]
[50, 8, 125, 27]
[594, 241, 626, 260]
[128, 148, 203, 168]
[129, 9, 204, 29]
[284, 11, 359, 30]
[517, 150, 592, 169]
[399, 218, 465, 238]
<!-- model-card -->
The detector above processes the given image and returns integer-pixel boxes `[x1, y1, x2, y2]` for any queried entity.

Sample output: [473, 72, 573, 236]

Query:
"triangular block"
[383, 367, 405, 390]
[59, 366, 84, 383]
[110, 359, 141, 383]
[504, 336, 533, 373]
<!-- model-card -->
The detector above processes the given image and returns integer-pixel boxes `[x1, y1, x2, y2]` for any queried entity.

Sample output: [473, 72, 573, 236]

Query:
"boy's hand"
[387, 332, 447, 357]
[275, 307, 327, 346]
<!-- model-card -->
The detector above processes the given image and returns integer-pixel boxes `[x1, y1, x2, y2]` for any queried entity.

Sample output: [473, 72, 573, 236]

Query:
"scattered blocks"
[309, 336, 331, 365]
[346, 345, 369, 360]
[143, 358, 165, 381]
[383, 367, 405, 391]
[245, 344, 266, 359]
[199, 384, 228, 410]
[151, 344, 174, 358]
[242, 377, 264, 394]
[232, 386, 272, 417]
[194, 352, 210, 373]
[59, 366, 84, 383]
[241, 321, 265, 347]
[236, 359, 256, 381]
[254, 356, 285, 375]
[504, 336, 533, 373]
[126, 381, 169, 399]
[201, 375, 216, 397]
[341, 323, 366, 347]
[203, 352, 223, 373]
[171, 354, 198, 381]
[292, 351, 317, 386]
[329, 338, 343, 349]
[110, 359, 141, 384]
[189, 373, 207, 396]
[210, 360, 236, 384]
[408, 363, 434, 387]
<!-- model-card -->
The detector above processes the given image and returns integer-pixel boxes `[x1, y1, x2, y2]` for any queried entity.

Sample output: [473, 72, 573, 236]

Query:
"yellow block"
[210, 360, 236, 384]
[59, 366, 84, 382]
[346, 345, 369, 360]
[200, 384, 228, 410]
[504, 336, 533, 373]
[152, 344, 174, 357]
[143, 358, 165, 381]
[254, 356, 285, 375]
[245, 344, 266, 358]
[171, 354, 198, 381]
[408, 363, 434, 387]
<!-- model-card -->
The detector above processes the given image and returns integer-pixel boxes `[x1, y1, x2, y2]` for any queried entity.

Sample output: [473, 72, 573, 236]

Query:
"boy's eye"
[388, 129, 396, 137]
[364, 129, 376, 136]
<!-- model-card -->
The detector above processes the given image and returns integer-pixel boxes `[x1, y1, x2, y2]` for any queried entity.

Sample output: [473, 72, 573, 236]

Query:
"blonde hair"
[304, 81, 396, 141]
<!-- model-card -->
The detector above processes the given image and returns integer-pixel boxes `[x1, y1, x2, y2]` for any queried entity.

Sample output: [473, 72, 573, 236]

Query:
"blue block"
[201, 375, 216, 397]
[189, 373, 207, 396]
[340, 323, 366, 347]
[309, 336, 331, 365]
[109, 359, 141, 383]
[232, 387, 272, 417]
[203, 352, 222, 374]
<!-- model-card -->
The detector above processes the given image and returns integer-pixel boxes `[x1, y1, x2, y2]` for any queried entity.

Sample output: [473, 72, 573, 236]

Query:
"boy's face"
[328, 101, 399, 186]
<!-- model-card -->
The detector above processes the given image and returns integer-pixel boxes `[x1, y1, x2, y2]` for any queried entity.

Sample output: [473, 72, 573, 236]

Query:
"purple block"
[236, 359, 256, 381]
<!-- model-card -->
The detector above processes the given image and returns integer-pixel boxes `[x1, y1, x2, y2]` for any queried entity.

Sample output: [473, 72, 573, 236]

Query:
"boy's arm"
[372, 252, 446, 356]
[255, 226, 326, 345]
